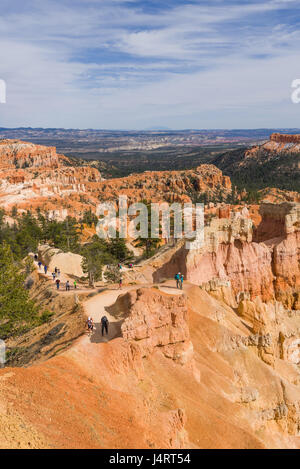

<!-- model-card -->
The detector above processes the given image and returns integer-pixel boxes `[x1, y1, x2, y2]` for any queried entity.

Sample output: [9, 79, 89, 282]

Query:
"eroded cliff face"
[0, 139, 231, 219]
[0, 140, 102, 219]
[120, 288, 197, 371]
[1, 284, 300, 449]
[246, 133, 300, 157]
[0, 140, 299, 448]
[148, 202, 300, 307]
[92, 164, 231, 205]
[270, 133, 300, 145]
[0, 140, 65, 169]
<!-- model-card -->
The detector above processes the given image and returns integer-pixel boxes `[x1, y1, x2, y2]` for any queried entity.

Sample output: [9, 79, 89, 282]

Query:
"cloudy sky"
[1, 0, 300, 129]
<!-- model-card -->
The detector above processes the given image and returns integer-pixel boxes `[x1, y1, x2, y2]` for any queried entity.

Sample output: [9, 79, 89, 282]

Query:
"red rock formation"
[1, 283, 300, 448]
[132, 202, 300, 306]
[96, 164, 232, 206]
[185, 240, 274, 302]
[218, 206, 231, 219]
[0, 139, 231, 218]
[270, 133, 300, 144]
[0, 140, 68, 169]
[121, 288, 194, 366]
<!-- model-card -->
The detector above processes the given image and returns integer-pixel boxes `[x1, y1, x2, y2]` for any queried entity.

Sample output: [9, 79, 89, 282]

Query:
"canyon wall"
[270, 133, 300, 144]
[0, 139, 231, 218]
[146, 202, 300, 306]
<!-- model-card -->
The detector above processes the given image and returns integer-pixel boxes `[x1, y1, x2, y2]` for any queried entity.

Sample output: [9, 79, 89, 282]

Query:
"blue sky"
[1, 0, 300, 129]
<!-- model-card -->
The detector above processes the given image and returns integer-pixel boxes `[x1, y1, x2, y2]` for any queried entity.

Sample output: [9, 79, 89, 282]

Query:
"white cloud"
[1, 0, 300, 128]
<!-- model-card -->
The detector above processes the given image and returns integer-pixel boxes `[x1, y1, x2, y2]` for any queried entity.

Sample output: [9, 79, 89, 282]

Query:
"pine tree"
[81, 238, 114, 287]
[0, 242, 37, 338]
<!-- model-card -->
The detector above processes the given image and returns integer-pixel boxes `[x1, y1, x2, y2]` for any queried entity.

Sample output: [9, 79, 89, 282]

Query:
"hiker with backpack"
[87, 317, 94, 336]
[174, 272, 180, 289]
[101, 316, 109, 336]
[56, 278, 60, 290]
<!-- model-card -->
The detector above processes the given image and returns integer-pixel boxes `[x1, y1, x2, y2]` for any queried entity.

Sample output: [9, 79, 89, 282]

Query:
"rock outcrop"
[96, 164, 231, 205]
[126, 202, 300, 307]
[38, 244, 85, 278]
[121, 288, 195, 367]
[0, 139, 102, 217]
[0, 139, 231, 219]
[0, 140, 66, 169]
[213, 133, 300, 193]
[1, 282, 300, 448]
[270, 133, 300, 145]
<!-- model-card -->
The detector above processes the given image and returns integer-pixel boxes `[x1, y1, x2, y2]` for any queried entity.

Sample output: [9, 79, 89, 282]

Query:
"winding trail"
[83, 286, 133, 344]
[34, 257, 187, 346]
[82, 280, 187, 345]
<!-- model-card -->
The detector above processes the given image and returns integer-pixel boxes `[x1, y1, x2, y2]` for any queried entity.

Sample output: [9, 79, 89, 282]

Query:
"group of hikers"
[35, 256, 77, 291]
[86, 315, 109, 337]
[174, 272, 184, 289]
[35, 255, 184, 340]
[54, 277, 77, 291]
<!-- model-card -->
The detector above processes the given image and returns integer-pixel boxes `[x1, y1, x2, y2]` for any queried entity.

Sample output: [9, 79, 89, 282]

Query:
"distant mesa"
[212, 132, 300, 193]
[270, 133, 300, 144]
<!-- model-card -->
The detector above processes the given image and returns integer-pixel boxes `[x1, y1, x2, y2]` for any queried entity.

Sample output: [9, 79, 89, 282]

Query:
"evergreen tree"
[81, 238, 114, 287]
[135, 202, 160, 259]
[0, 243, 37, 338]
[108, 238, 130, 262]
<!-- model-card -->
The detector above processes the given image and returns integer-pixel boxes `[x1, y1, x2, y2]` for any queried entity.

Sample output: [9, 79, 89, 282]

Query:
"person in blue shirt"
[174, 272, 180, 288]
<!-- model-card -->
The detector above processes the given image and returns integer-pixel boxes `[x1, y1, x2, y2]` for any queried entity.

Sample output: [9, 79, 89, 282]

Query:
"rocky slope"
[1, 282, 300, 448]
[97, 164, 231, 205]
[213, 133, 300, 192]
[125, 202, 300, 308]
[0, 139, 231, 218]
[0, 140, 102, 219]
[0, 139, 299, 449]
[0, 202, 299, 448]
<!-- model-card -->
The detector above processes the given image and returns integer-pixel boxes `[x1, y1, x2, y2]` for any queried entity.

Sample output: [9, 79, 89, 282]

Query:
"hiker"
[66, 280, 70, 291]
[119, 276, 123, 290]
[177, 272, 181, 288]
[101, 316, 109, 336]
[52, 272, 56, 281]
[55, 267, 57, 274]
[34, 254, 38, 261]
[56, 278, 60, 290]
[38, 261, 42, 270]
[44, 265, 48, 274]
[174, 272, 180, 289]
[74, 280, 77, 290]
[87, 317, 94, 335]
[57, 268, 61, 278]
[180, 274, 184, 290]
[118, 263, 122, 270]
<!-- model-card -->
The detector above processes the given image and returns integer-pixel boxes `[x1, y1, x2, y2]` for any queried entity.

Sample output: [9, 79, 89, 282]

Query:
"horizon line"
[1, 127, 300, 132]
